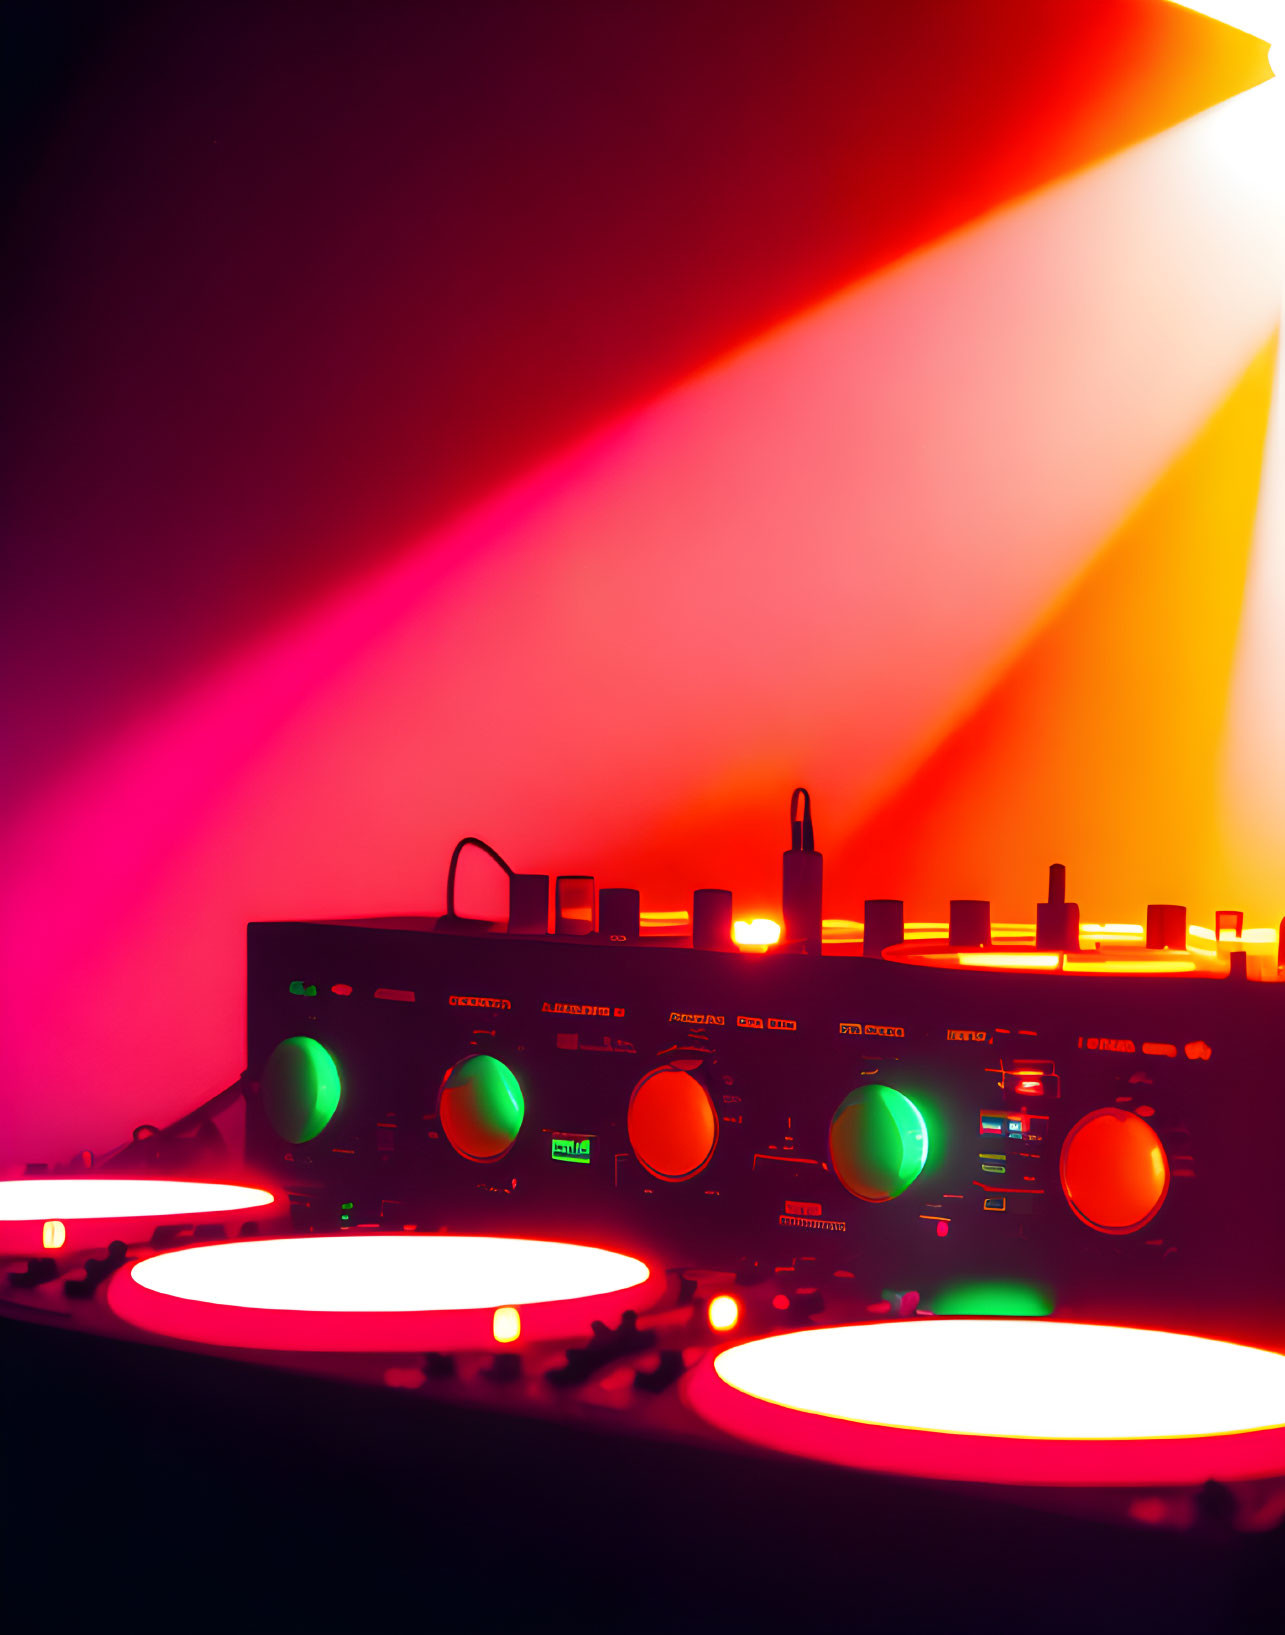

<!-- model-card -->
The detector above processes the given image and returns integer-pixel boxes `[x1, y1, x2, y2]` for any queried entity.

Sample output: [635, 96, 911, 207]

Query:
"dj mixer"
[4, 794, 1285, 1633]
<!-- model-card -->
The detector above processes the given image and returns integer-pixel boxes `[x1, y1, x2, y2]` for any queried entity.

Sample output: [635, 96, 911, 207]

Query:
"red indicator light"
[627, 1067, 719, 1182]
[1060, 1109, 1169, 1234]
[708, 1295, 740, 1332]
[374, 988, 415, 1003]
[772, 1294, 791, 1311]
[331, 984, 353, 996]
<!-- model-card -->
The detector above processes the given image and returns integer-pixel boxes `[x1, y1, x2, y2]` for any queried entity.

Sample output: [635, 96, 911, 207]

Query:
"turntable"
[5, 793, 1285, 1633]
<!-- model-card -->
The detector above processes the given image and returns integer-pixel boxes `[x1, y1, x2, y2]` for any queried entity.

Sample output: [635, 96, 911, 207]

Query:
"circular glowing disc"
[0, 1179, 277, 1255]
[262, 1037, 342, 1144]
[687, 1322, 1285, 1486]
[438, 1055, 525, 1161]
[627, 1067, 719, 1181]
[108, 1234, 661, 1351]
[828, 1085, 928, 1202]
[1060, 1108, 1170, 1233]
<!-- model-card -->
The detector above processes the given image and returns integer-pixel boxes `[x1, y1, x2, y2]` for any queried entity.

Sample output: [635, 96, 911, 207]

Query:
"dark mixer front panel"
[245, 918, 1285, 1337]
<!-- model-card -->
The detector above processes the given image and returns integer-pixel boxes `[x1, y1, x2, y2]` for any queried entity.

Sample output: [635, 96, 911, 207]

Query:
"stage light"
[1165, 3, 1277, 71]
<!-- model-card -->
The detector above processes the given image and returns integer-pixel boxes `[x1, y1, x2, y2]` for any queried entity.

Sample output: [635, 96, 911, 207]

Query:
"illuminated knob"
[438, 1055, 525, 1162]
[1059, 1108, 1169, 1233]
[627, 1067, 719, 1181]
[262, 1037, 342, 1144]
[828, 1085, 929, 1202]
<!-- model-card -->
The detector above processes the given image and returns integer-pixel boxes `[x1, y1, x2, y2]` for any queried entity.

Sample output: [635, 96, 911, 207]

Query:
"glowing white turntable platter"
[0, 1178, 277, 1254]
[109, 1233, 661, 1352]
[687, 1321, 1285, 1486]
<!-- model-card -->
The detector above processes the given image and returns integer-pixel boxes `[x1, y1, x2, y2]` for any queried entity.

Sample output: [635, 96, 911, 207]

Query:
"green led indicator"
[934, 1280, 1055, 1318]
[828, 1084, 929, 1202]
[438, 1055, 525, 1162]
[288, 980, 317, 997]
[262, 1036, 342, 1144]
[551, 1136, 592, 1164]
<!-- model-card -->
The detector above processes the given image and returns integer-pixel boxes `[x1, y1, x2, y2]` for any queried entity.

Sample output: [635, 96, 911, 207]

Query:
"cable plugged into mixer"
[782, 787, 823, 953]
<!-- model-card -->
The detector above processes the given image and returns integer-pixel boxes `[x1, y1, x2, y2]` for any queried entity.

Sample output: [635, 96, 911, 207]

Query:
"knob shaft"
[1146, 904, 1187, 951]
[692, 889, 733, 951]
[863, 899, 904, 958]
[599, 888, 640, 941]
[1036, 864, 1079, 951]
[949, 899, 991, 948]
[508, 873, 549, 935]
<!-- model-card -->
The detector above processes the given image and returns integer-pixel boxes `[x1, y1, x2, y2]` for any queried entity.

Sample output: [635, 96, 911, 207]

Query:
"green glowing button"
[829, 1085, 929, 1202]
[262, 1036, 342, 1144]
[438, 1055, 525, 1162]
[934, 1280, 1054, 1317]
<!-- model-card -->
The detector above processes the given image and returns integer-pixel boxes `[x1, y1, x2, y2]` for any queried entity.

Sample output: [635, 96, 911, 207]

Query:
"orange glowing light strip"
[1063, 957, 1207, 974]
[1190, 925, 1276, 944]
[957, 952, 1062, 970]
[821, 919, 863, 941]
[639, 910, 690, 936]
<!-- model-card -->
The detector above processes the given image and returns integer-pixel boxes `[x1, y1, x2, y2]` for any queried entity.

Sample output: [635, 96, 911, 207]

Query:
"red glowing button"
[686, 1322, 1285, 1486]
[1060, 1108, 1169, 1234]
[627, 1067, 719, 1182]
[0, 1179, 277, 1256]
[438, 1054, 525, 1161]
[109, 1234, 661, 1352]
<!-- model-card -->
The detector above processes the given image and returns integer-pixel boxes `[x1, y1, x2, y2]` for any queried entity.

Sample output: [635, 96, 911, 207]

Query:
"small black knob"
[599, 888, 640, 941]
[787, 1287, 826, 1322]
[692, 889, 733, 951]
[949, 900, 991, 948]
[863, 900, 904, 959]
[634, 1350, 686, 1394]
[1036, 865, 1079, 951]
[669, 1270, 697, 1304]
[8, 1257, 59, 1289]
[508, 872, 550, 935]
[555, 875, 595, 935]
[1146, 904, 1187, 950]
[65, 1240, 127, 1299]
[424, 1351, 456, 1380]
[482, 1352, 523, 1383]
[546, 1310, 649, 1387]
